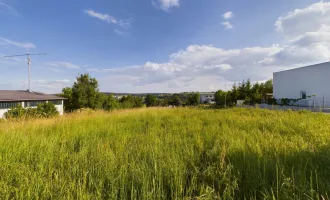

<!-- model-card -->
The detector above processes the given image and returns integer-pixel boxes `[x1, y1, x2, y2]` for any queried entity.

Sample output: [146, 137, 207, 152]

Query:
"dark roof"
[0, 90, 66, 102]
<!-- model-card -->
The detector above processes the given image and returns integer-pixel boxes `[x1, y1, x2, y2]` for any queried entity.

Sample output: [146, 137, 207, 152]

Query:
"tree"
[170, 94, 182, 106]
[71, 74, 100, 110]
[60, 87, 74, 112]
[187, 93, 200, 106]
[102, 94, 120, 111]
[215, 90, 226, 107]
[145, 94, 158, 107]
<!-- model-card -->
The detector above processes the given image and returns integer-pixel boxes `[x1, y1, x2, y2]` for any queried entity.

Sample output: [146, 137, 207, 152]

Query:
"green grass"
[0, 108, 330, 199]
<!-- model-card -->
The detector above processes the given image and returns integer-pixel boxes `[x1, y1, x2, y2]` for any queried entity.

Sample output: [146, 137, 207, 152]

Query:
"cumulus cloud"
[94, 1, 330, 93]
[153, 0, 180, 11]
[0, 37, 36, 49]
[275, 1, 330, 39]
[19, 1, 330, 93]
[223, 11, 233, 19]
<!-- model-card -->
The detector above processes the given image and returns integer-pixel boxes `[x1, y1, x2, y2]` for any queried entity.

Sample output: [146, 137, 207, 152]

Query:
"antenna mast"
[4, 53, 46, 92]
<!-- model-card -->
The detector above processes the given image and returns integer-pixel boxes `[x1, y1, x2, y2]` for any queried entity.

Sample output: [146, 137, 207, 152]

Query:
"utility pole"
[4, 53, 46, 92]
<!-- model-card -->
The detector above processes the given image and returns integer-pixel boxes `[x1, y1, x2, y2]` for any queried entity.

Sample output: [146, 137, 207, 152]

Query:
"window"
[25, 101, 46, 107]
[0, 102, 19, 109]
[301, 91, 307, 99]
[50, 100, 62, 105]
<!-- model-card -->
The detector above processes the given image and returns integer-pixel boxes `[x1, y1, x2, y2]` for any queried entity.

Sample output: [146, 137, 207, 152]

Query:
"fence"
[238, 98, 330, 113]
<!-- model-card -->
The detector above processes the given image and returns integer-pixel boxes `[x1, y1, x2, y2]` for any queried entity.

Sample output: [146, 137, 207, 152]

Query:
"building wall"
[274, 62, 330, 107]
[0, 109, 9, 118]
[200, 93, 215, 104]
[55, 100, 64, 115]
[0, 100, 64, 118]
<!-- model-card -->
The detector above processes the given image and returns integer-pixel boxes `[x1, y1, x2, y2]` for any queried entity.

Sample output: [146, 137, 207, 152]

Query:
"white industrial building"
[273, 62, 330, 107]
[0, 90, 65, 118]
[200, 92, 215, 104]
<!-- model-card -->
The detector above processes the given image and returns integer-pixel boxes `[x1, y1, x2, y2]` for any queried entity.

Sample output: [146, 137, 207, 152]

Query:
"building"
[200, 92, 215, 104]
[0, 90, 66, 118]
[273, 62, 330, 107]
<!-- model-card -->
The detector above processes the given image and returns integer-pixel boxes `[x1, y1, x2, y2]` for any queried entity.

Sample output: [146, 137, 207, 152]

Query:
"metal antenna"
[4, 53, 46, 92]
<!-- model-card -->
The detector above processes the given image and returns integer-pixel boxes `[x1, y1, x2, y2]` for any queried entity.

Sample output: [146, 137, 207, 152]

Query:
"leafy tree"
[71, 74, 100, 110]
[215, 90, 227, 107]
[120, 95, 144, 109]
[145, 94, 158, 107]
[60, 87, 74, 112]
[170, 94, 182, 106]
[187, 93, 200, 106]
[102, 94, 120, 111]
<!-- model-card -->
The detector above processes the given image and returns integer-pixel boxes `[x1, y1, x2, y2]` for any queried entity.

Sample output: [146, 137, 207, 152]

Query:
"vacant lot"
[0, 108, 329, 199]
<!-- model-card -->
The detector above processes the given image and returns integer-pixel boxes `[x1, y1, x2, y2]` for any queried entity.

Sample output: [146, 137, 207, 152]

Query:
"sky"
[1, 0, 330, 93]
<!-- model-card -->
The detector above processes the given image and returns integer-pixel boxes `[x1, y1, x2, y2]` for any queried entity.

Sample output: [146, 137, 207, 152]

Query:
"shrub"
[4, 102, 59, 119]
[36, 102, 59, 118]
[4, 104, 26, 118]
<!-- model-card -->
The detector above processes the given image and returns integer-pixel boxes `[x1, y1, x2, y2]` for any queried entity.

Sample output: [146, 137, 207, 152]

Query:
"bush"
[4, 102, 59, 119]
[4, 104, 26, 118]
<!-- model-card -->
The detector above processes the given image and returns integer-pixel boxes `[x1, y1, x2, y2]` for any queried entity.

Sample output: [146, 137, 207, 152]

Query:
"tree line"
[60, 74, 273, 112]
[215, 79, 273, 107]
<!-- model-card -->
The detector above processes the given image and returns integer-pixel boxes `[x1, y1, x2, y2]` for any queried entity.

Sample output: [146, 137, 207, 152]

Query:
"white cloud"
[9, 1, 330, 94]
[222, 22, 233, 29]
[114, 29, 129, 36]
[84, 9, 132, 28]
[223, 11, 233, 19]
[275, 1, 330, 39]
[153, 0, 180, 11]
[0, 37, 36, 49]
[84, 10, 117, 24]
[47, 62, 80, 69]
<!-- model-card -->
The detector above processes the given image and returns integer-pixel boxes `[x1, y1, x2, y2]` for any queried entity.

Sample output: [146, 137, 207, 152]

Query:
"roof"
[274, 62, 330, 74]
[0, 90, 66, 102]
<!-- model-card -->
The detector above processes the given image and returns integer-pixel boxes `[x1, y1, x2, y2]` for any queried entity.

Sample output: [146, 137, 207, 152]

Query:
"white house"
[0, 90, 66, 118]
[273, 62, 330, 107]
[200, 92, 215, 104]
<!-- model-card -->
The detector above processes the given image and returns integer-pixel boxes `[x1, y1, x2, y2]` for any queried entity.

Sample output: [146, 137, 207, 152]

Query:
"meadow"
[0, 108, 329, 199]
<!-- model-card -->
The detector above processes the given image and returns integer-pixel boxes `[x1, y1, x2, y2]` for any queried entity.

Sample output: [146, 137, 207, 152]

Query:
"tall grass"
[0, 108, 330, 199]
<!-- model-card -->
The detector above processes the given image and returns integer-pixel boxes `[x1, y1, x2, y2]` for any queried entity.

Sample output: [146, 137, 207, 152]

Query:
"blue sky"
[1, 0, 329, 93]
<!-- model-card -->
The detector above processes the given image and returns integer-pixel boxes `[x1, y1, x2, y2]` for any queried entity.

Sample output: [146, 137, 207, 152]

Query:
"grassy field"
[0, 108, 330, 199]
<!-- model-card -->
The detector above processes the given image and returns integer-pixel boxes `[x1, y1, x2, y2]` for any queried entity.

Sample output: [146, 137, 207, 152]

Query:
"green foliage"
[4, 104, 26, 118]
[187, 93, 200, 106]
[145, 94, 158, 107]
[170, 94, 182, 106]
[102, 94, 120, 110]
[4, 102, 59, 119]
[215, 90, 227, 107]
[36, 102, 59, 118]
[60, 87, 74, 112]
[222, 79, 273, 106]
[0, 108, 330, 199]
[72, 74, 100, 110]
[120, 95, 144, 109]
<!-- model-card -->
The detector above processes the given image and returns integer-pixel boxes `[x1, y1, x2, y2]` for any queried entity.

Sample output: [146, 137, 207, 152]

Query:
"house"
[0, 90, 66, 118]
[273, 62, 330, 107]
[200, 92, 215, 104]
